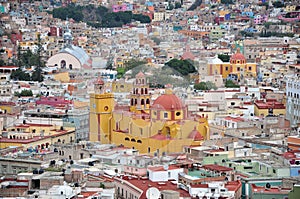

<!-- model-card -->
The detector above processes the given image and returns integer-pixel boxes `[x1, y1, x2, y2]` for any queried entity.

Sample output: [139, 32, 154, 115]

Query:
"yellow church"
[89, 72, 209, 155]
[207, 49, 257, 81]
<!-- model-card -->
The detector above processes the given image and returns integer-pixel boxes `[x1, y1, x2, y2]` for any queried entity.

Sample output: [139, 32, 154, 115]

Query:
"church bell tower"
[89, 77, 115, 143]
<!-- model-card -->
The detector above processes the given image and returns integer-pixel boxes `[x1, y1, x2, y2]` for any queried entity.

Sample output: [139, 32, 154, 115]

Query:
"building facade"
[89, 73, 209, 155]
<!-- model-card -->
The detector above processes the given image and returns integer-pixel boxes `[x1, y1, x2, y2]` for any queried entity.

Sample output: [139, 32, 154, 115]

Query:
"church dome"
[152, 93, 183, 110]
[230, 48, 246, 64]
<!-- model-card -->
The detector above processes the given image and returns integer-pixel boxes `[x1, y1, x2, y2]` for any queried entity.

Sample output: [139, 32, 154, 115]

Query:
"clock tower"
[89, 77, 115, 143]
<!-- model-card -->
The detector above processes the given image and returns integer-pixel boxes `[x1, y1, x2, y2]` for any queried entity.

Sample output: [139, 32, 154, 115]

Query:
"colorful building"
[254, 99, 285, 117]
[0, 123, 75, 149]
[207, 49, 256, 81]
[89, 72, 209, 155]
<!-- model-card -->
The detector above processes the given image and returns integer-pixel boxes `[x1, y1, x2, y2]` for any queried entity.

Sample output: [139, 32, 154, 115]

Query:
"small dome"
[230, 48, 246, 63]
[152, 93, 183, 111]
[231, 53, 246, 61]
[94, 77, 104, 85]
[188, 127, 204, 141]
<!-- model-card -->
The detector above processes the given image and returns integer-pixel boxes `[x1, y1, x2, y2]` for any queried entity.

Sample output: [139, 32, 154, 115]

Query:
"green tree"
[225, 80, 240, 88]
[31, 68, 44, 82]
[0, 59, 6, 66]
[221, 0, 234, 4]
[218, 54, 230, 62]
[194, 81, 217, 90]
[132, 14, 151, 23]
[165, 59, 196, 76]
[151, 37, 161, 45]
[11, 68, 31, 81]
[124, 59, 147, 71]
[175, 2, 182, 9]
[272, 1, 284, 8]
[15, 89, 33, 97]
[116, 67, 125, 79]
[167, 3, 174, 10]
[100, 183, 105, 188]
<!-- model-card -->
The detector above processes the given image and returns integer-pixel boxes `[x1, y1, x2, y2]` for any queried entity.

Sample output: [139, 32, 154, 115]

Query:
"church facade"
[89, 72, 209, 155]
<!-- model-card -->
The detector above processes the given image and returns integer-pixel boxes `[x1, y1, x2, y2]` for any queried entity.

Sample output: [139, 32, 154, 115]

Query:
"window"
[168, 172, 171, 178]
[176, 112, 181, 116]
[164, 112, 168, 118]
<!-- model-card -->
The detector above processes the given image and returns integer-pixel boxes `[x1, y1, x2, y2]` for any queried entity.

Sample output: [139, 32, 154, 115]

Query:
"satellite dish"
[146, 187, 160, 199]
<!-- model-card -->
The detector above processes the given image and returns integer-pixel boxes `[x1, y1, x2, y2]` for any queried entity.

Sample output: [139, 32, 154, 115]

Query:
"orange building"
[178, 30, 210, 40]
[287, 136, 300, 150]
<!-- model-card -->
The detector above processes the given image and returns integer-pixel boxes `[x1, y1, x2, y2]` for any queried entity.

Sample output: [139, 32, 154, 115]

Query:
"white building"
[286, 75, 300, 128]
[147, 165, 184, 182]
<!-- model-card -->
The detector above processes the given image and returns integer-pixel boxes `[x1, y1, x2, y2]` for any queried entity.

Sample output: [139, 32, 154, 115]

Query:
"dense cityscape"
[0, 0, 300, 198]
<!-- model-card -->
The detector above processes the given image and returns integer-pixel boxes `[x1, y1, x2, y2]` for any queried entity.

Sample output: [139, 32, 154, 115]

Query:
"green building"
[289, 184, 300, 199]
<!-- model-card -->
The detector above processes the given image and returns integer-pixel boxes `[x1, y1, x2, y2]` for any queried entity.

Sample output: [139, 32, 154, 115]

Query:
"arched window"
[136, 88, 139, 94]
[131, 138, 136, 142]
[141, 88, 144, 94]
[69, 64, 73, 70]
[60, 60, 66, 69]
[141, 99, 145, 105]
[145, 88, 148, 94]
[146, 98, 150, 104]
[131, 99, 134, 106]
[142, 79, 145, 84]
[125, 137, 130, 141]
[137, 140, 142, 143]
[135, 99, 137, 105]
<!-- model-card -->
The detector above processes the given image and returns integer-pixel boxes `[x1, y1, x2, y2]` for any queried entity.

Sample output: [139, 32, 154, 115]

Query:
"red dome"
[94, 77, 104, 85]
[188, 128, 204, 141]
[152, 94, 183, 110]
[230, 53, 246, 61]
[230, 48, 246, 62]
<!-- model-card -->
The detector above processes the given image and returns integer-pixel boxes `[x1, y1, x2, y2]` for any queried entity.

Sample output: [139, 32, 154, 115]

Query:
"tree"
[188, 0, 202, 11]
[151, 37, 161, 45]
[31, 68, 44, 82]
[0, 59, 6, 66]
[15, 89, 33, 97]
[11, 68, 31, 81]
[272, 1, 284, 8]
[165, 59, 196, 76]
[194, 81, 217, 90]
[175, 2, 182, 9]
[167, 3, 174, 10]
[221, 0, 234, 4]
[225, 80, 239, 88]
[124, 59, 147, 71]
[218, 54, 230, 62]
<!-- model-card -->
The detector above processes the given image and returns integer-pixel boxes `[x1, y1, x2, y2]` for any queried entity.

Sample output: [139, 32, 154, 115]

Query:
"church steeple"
[130, 71, 151, 113]
[94, 76, 105, 94]
[63, 19, 73, 47]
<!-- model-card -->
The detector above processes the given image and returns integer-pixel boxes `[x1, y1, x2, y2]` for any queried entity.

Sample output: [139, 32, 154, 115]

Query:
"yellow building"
[111, 79, 134, 93]
[0, 123, 75, 149]
[89, 72, 209, 155]
[285, 5, 297, 12]
[254, 99, 286, 117]
[0, 102, 20, 114]
[207, 49, 257, 81]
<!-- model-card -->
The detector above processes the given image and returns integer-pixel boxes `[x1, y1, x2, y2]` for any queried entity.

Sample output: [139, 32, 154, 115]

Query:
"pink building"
[112, 4, 127, 12]
[112, 3, 133, 12]
[254, 15, 268, 24]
